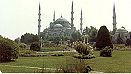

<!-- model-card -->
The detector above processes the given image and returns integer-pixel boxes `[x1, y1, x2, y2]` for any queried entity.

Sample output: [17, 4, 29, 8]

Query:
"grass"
[86, 50, 131, 73]
[0, 50, 131, 73]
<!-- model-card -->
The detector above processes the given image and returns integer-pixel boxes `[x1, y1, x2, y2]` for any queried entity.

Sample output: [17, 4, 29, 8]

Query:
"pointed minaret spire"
[112, 3, 117, 35]
[61, 13, 63, 18]
[71, 1, 74, 28]
[39, 2, 41, 10]
[38, 2, 41, 39]
[53, 11, 55, 22]
[80, 9, 83, 34]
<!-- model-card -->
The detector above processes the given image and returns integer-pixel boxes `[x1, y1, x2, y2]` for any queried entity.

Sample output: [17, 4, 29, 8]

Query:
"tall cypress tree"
[96, 26, 113, 50]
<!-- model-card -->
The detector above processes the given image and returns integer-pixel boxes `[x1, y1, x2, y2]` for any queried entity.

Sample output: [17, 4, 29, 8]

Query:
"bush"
[30, 43, 40, 51]
[100, 46, 112, 57]
[75, 43, 93, 55]
[0, 36, 19, 62]
[59, 60, 93, 73]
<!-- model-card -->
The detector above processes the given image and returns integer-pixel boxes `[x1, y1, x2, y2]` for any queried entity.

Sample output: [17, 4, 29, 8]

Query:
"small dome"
[54, 24, 63, 28]
[116, 26, 128, 33]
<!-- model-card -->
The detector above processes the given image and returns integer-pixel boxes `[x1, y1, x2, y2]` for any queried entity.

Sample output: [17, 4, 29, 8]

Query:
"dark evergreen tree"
[96, 26, 113, 50]
[126, 38, 131, 46]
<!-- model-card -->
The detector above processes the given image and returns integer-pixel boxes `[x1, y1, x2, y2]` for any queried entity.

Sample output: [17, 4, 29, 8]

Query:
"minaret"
[80, 9, 83, 34]
[38, 3, 41, 39]
[112, 3, 117, 35]
[53, 11, 55, 22]
[71, 1, 74, 28]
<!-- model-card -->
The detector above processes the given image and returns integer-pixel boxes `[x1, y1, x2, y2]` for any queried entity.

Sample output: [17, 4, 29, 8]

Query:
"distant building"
[112, 3, 130, 44]
[38, 1, 84, 41]
[43, 15, 76, 40]
[112, 26, 129, 43]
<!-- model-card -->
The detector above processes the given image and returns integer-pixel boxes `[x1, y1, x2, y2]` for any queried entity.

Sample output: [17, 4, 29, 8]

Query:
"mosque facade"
[112, 4, 130, 43]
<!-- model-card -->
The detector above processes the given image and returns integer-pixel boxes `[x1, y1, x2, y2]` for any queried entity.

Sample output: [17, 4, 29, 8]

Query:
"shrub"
[75, 43, 93, 55]
[30, 43, 40, 51]
[74, 43, 95, 59]
[0, 36, 19, 62]
[59, 60, 93, 73]
[100, 46, 112, 57]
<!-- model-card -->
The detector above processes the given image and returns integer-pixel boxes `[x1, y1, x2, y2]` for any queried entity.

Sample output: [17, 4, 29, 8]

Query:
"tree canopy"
[0, 35, 19, 62]
[71, 31, 82, 42]
[83, 26, 98, 42]
[96, 26, 113, 50]
[20, 33, 39, 45]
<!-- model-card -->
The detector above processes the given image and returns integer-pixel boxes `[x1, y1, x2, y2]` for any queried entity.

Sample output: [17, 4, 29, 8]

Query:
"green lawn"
[0, 50, 131, 73]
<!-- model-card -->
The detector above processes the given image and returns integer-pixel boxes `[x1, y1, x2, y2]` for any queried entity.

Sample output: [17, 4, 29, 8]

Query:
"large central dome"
[54, 16, 71, 28]
[56, 17, 68, 22]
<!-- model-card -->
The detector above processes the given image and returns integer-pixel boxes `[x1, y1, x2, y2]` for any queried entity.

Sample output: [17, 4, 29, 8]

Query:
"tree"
[83, 26, 98, 43]
[0, 35, 19, 62]
[71, 31, 82, 42]
[126, 38, 131, 46]
[14, 37, 21, 43]
[52, 37, 61, 45]
[20, 33, 39, 45]
[116, 33, 124, 44]
[96, 26, 113, 50]
[30, 43, 40, 51]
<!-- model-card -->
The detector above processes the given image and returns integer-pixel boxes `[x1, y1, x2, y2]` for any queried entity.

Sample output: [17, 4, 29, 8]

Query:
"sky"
[0, 0, 131, 40]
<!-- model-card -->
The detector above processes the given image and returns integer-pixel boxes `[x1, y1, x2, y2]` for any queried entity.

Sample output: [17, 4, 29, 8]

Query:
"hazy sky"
[0, 0, 131, 40]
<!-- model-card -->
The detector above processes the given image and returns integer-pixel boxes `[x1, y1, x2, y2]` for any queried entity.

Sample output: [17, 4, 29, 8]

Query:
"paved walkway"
[37, 50, 76, 54]
[0, 65, 61, 71]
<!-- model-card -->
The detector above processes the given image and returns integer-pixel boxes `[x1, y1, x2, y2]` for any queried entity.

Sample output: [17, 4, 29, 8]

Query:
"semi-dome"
[54, 24, 63, 28]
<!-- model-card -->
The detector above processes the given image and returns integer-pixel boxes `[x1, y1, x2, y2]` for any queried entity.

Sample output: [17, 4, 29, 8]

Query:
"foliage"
[71, 31, 82, 42]
[96, 26, 113, 50]
[0, 35, 19, 62]
[59, 60, 92, 73]
[116, 33, 124, 44]
[30, 43, 40, 51]
[1, 51, 131, 73]
[14, 37, 21, 43]
[125, 38, 131, 46]
[83, 26, 98, 42]
[100, 47, 112, 57]
[75, 43, 93, 55]
[52, 37, 60, 45]
[20, 33, 39, 45]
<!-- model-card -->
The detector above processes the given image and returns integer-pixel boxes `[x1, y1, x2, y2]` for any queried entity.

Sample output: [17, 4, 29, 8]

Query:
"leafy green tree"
[71, 31, 82, 42]
[20, 33, 39, 45]
[30, 43, 40, 51]
[96, 26, 113, 50]
[14, 37, 20, 43]
[83, 26, 98, 42]
[0, 35, 19, 62]
[52, 37, 61, 45]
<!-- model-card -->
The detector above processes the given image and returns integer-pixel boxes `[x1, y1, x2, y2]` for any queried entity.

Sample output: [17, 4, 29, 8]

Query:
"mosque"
[37, 1, 130, 43]
[112, 4, 130, 44]
[37, 1, 83, 42]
